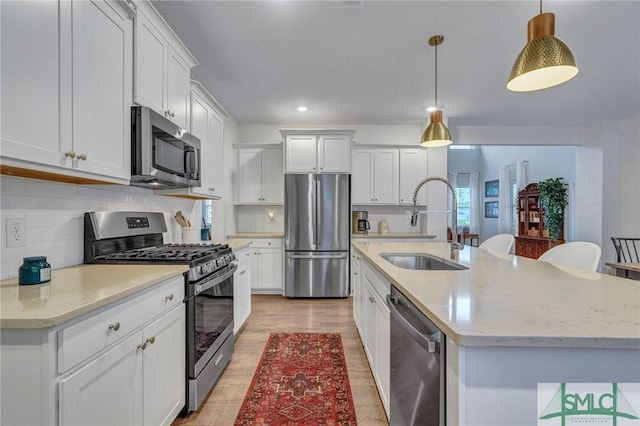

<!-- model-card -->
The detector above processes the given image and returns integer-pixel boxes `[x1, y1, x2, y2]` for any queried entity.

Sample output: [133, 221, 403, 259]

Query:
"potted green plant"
[538, 177, 569, 240]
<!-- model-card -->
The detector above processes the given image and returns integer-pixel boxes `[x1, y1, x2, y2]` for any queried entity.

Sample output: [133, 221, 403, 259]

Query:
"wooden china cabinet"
[514, 183, 564, 259]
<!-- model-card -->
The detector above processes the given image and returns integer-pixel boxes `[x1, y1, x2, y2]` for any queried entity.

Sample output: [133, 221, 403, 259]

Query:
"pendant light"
[421, 35, 452, 148]
[507, 0, 578, 92]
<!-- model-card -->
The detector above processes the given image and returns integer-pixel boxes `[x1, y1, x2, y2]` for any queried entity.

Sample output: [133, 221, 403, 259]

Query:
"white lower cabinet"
[234, 246, 252, 334]
[0, 274, 186, 426]
[233, 238, 283, 293]
[354, 256, 390, 418]
[59, 330, 143, 425]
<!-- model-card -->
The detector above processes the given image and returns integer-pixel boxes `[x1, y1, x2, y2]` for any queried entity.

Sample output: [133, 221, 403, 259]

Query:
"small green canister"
[18, 256, 51, 285]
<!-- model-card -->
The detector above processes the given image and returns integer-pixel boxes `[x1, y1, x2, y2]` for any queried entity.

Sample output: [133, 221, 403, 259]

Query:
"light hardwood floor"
[173, 295, 389, 425]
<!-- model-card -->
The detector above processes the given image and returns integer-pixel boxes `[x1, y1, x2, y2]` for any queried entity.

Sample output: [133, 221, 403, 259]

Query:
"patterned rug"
[234, 332, 357, 425]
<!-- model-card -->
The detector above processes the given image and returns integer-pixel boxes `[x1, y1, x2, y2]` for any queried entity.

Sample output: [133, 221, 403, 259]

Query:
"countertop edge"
[0, 265, 189, 329]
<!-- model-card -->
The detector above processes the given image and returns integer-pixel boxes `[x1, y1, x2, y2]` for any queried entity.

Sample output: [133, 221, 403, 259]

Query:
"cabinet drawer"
[58, 276, 184, 374]
[251, 238, 282, 249]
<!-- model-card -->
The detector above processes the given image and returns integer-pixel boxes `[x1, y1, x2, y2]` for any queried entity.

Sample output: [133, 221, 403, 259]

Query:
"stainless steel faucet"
[410, 176, 463, 259]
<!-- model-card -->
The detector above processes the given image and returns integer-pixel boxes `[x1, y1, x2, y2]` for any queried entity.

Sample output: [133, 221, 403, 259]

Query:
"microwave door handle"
[184, 149, 196, 179]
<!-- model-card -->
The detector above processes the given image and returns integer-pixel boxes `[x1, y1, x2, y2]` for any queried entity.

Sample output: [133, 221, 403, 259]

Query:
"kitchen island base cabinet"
[0, 275, 186, 426]
[354, 260, 390, 418]
[446, 340, 640, 425]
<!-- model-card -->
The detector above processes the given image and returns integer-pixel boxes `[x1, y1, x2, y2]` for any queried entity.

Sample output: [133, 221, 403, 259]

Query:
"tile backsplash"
[0, 176, 197, 280]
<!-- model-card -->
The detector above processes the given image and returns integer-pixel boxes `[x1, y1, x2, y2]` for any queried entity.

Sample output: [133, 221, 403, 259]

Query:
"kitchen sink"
[380, 252, 468, 271]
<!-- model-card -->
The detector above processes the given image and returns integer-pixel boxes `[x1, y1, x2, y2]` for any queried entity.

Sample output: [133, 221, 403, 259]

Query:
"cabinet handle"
[146, 336, 156, 345]
[164, 110, 171, 117]
[239, 270, 246, 275]
[165, 294, 174, 301]
[78, 153, 87, 161]
[64, 151, 76, 159]
[353, 272, 358, 275]
[137, 342, 147, 350]
[371, 198, 374, 201]
[209, 188, 215, 192]
[108, 322, 121, 331]
[369, 297, 375, 303]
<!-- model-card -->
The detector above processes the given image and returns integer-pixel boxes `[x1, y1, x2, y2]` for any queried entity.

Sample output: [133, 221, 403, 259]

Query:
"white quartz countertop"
[352, 233, 437, 239]
[226, 233, 284, 239]
[353, 241, 640, 349]
[0, 264, 188, 329]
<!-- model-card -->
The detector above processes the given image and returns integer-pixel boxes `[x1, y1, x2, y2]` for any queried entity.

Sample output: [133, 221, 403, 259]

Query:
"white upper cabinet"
[285, 136, 317, 173]
[134, 1, 198, 130]
[0, 0, 133, 184]
[282, 131, 354, 173]
[399, 149, 428, 205]
[156, 82, 226, 200]
[235, 147, 283, 204]
[352, 149, 398, 204]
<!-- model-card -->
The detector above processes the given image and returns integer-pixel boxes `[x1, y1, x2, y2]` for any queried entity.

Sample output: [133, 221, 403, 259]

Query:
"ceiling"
[151, 1, 640, 128]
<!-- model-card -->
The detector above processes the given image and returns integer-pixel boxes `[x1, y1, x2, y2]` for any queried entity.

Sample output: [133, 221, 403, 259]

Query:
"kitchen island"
[352, 241, 640, 425]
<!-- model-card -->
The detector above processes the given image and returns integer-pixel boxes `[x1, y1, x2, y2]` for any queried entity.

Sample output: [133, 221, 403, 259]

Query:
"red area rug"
[234, 332, 357, 425]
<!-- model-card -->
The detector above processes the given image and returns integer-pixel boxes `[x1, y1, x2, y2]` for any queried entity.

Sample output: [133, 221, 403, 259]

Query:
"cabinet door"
[399, 149, 428, 205]
[351, 253, 361, 327]
[59, 331, 143, 426]
[351, 150, 374, 204]
[261, 148, 284, 203]
[208, 110, 225, 198]
[318, 135, 351, 173]
[374, 293, 390, 414]
[373, 149, 399, 204]
[142, 305, 185, 426]
[237, 149, 263, 203]
[249, 250, 260, 289]
[72, 0, 132, 180]
[166, 45, 190, 129]
[364, 281, 376, 367]
[258, 248, 282, 290]
[1, 1, 68, 167]
[285, 136, 317, 173]
[134, 11, 165, 115]
[234, 257, 251, 334]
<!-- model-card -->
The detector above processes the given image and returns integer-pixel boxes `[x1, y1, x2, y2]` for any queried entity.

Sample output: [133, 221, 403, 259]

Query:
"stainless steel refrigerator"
[284, 173, 350, 297]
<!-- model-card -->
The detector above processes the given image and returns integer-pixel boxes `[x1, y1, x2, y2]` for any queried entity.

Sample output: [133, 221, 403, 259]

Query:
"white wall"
[0, 177, 197, 280]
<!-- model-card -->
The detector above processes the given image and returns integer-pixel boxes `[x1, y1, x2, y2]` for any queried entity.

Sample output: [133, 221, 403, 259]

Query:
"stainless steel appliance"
[284, 173, 350, 298]
[387, 285, 445, 426]
[352, 210, 370, 234]
[83, 211, 236, 414]
[131, 106, 201, 189]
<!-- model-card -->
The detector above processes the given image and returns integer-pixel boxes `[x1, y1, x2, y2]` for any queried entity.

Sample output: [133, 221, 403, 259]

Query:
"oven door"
[187, 263, 236, 378]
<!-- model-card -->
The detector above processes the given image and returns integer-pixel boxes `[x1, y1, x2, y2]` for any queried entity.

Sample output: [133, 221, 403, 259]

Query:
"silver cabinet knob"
[78, 153, 87, 161]
[146, 336, 156, 345]
[209, 188, 215, 193]
[137, 342, 147, 350]
[108, 322, 120, 331]
[165, 294, 174, 301]
[64, 151, 76, 159]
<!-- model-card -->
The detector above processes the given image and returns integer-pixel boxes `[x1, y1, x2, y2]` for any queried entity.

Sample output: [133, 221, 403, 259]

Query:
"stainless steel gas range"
[84, 211, 236, 414]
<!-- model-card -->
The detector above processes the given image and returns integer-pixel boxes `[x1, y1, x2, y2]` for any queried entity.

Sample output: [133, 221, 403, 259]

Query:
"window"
[507, 166, 518, 234]
[455, 174, 471, 227]
[202, 200, 213, 226]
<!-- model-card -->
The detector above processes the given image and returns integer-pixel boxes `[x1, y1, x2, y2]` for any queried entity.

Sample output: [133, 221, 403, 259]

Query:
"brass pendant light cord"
[434, 42, 438, 109]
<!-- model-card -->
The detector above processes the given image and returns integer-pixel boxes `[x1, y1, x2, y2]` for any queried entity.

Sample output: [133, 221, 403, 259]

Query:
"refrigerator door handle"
[288, 253, 348, 260]
[312, 177, 317, 247]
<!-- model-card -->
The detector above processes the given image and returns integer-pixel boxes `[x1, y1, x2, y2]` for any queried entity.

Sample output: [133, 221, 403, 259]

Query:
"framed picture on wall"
[485, 180, 499, 197]
[485, 201, 499, 218]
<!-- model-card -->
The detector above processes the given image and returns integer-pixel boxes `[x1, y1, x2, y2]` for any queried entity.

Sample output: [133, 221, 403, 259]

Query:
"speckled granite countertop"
[353, 241, 640, 349]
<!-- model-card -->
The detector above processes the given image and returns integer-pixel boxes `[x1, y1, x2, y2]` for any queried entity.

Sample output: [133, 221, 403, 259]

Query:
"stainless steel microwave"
[131, 106, 201, 188]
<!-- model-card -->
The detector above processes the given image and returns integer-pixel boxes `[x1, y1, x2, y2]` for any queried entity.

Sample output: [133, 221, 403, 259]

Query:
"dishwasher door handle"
[387, 295, 439, 353]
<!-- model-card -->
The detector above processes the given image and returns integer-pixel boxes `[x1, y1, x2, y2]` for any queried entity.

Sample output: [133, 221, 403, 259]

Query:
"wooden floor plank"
[173, 294, 388, 425]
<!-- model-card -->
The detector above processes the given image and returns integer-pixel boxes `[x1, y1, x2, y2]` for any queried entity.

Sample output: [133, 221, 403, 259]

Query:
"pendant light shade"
[508, 9, 578, 92]
[421, 35, 452, 147]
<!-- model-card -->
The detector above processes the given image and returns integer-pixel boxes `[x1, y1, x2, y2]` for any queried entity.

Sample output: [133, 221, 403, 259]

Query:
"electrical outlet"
[6, 219, 26, 248]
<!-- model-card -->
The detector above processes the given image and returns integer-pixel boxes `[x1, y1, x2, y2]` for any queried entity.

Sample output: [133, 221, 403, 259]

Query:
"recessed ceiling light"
[297, 106, 308, 112]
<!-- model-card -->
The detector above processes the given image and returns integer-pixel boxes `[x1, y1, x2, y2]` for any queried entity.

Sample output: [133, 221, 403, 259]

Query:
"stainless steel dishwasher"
[387, 286, 445, 426]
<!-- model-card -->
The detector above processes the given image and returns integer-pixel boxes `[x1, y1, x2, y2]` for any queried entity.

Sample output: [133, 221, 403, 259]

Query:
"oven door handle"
[195, 263, 238, 294]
